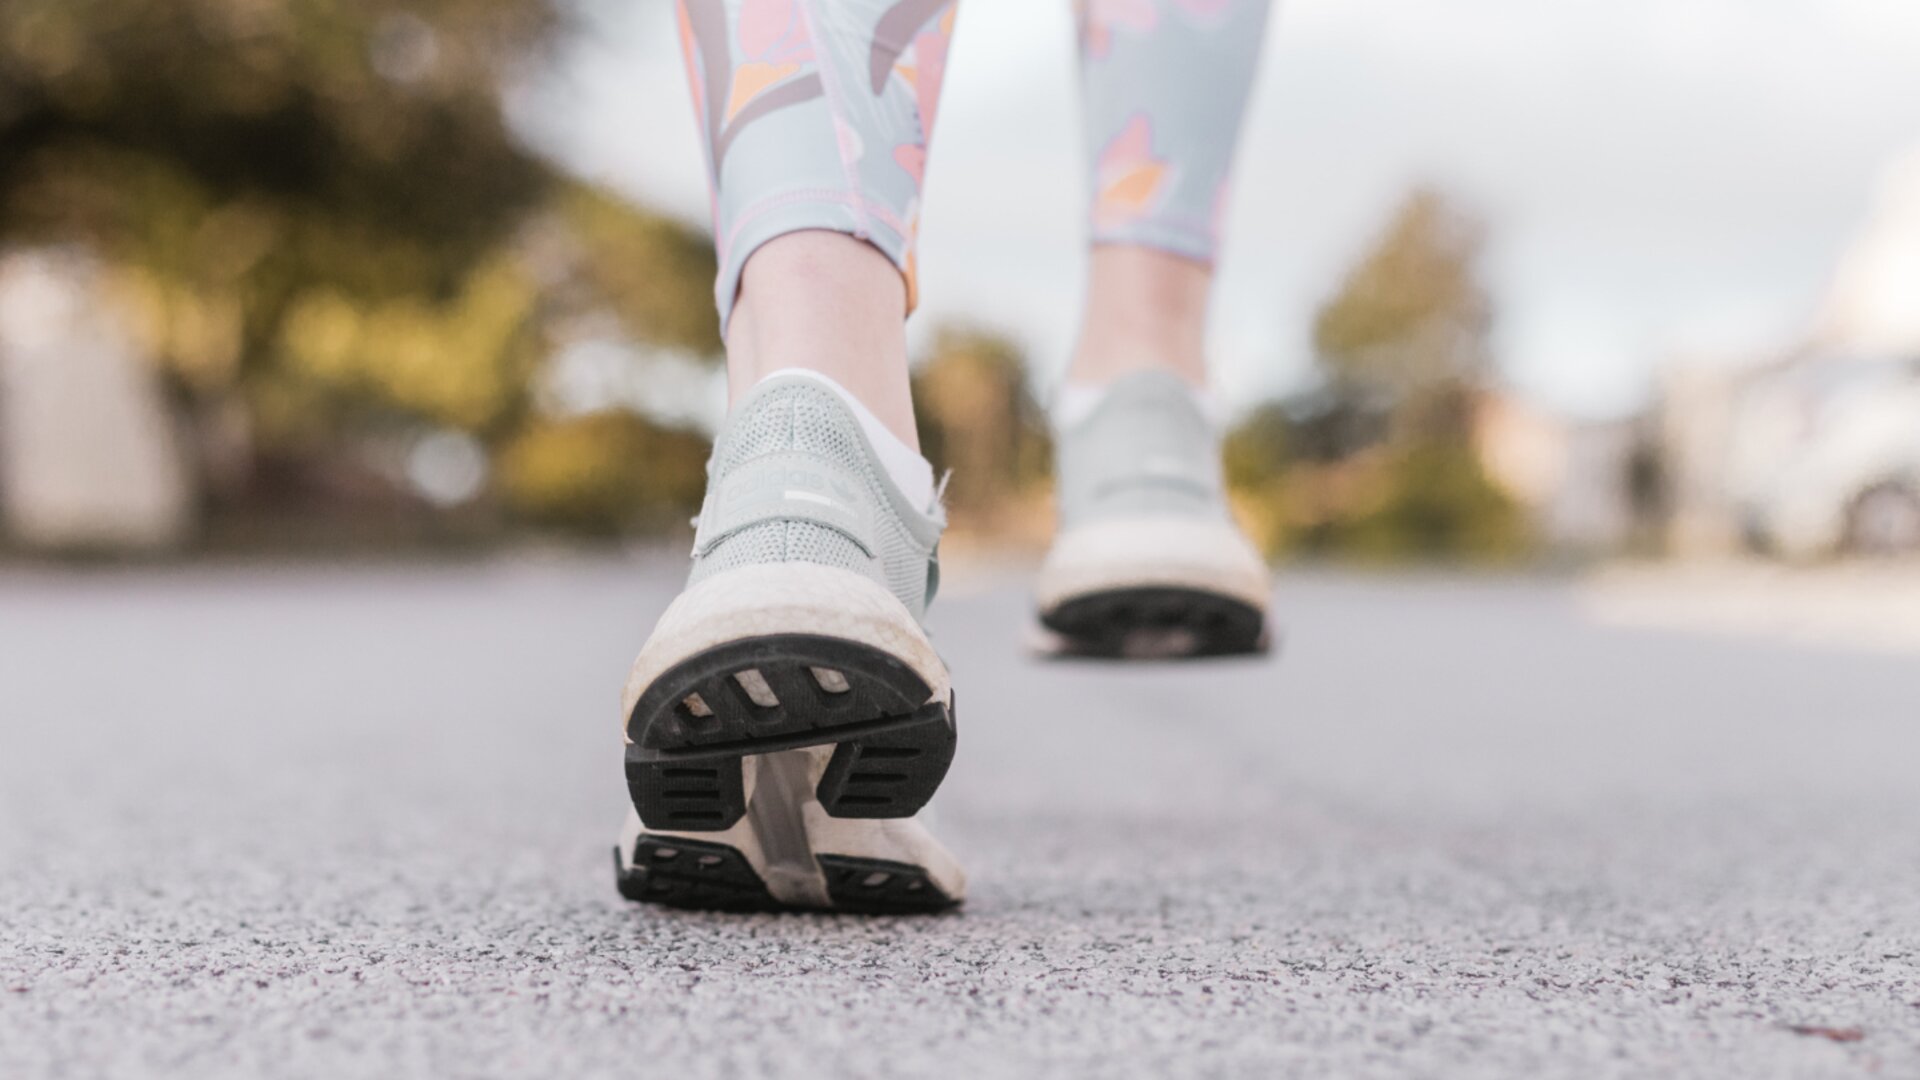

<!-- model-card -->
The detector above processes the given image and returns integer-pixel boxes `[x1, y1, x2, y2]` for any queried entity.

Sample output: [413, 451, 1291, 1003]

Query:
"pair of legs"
[690, 0, 1269, 443]
[613, 0, 1273, 914]
[731, 240, 1207, 445]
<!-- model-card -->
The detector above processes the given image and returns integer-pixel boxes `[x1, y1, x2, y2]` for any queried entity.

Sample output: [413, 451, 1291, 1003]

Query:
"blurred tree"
[910, 327, 1051, 536]
[495, 410, 709, 536]
[1222, 400, 1291, 490]
[1220, 400, 1295, 556]
[1312, 187, 1492, 439]
[0, 0, 721, 540]
[1226, 186, 1530, 561]
[550, 185, 722, 361]
[0, 0, 559, 356]
[1316, 442, 1529, 561]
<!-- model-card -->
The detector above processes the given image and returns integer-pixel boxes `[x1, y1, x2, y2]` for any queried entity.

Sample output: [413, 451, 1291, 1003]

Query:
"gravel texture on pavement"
[3, 556, 1917, 1079]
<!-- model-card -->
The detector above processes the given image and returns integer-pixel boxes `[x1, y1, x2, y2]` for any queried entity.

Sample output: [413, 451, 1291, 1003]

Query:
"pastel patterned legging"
[676, 0, 1272, 327]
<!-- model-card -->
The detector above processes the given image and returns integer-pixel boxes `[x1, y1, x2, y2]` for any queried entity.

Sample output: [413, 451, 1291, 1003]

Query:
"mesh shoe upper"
[1053, 370, 1229, 531]
[688, 376, 945, 621]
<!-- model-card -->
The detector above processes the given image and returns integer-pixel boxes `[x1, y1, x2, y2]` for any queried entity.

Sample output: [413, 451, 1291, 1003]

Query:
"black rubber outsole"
[625, 634, 956, 832]
[613, 840, 960, 915]
[613, 835, 780, 912]
[817, 854, 959, 914]
[1039, 585, 1269, 660]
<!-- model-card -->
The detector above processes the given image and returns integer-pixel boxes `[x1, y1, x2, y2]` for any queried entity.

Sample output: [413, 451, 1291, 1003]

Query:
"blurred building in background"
[1819, 151, 1920, 357]
[1472, 394, 1649, 556]
[1655, 148, 1920, 561]
[0, 250, 196, 550]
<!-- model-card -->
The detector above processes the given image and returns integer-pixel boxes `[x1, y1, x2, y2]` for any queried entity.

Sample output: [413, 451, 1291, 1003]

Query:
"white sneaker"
[1035, 371, 1271, 659]
[614, 373, 964, 912]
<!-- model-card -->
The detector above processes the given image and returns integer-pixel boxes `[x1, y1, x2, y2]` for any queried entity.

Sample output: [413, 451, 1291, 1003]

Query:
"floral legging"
[676, 0, 1272, 327]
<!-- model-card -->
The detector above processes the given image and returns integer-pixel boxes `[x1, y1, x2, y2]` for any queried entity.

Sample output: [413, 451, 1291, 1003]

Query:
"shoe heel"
[815, 700, 955, 818]
[625, 633, 955, 831]
[624, 757, 751, 832]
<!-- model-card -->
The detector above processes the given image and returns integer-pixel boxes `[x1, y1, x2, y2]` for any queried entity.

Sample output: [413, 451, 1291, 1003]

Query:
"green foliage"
[0, 0, 720, 367]
[1312, 441, 1530, 561]
[553, 186, 722, 358]
[1312, 187, 1492, 409]
[496, 411, 709, 535]
[911, 327, 1051, 522]
[2, 0, 726, 541]
[1222, 401, 1292, 490]
[275, 252, 542, 432]
[1, 0, 558, 301]
[1226, 186, 1531, 563]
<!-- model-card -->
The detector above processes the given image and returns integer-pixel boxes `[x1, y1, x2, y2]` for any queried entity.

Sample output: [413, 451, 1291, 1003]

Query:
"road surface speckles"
[2, 558, 1916, 1078]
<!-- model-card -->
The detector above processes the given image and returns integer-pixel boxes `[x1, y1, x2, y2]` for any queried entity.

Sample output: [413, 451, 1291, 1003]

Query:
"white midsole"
[620, 563, 949, 742]
[1035, 516, 1272, 612]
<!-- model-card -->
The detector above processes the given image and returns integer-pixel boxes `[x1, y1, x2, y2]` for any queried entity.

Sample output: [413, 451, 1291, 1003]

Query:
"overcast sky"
[516, 0, 1920, 419]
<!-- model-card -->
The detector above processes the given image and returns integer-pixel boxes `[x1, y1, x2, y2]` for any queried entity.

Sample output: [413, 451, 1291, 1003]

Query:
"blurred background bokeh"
[1, 0, 1916, 567]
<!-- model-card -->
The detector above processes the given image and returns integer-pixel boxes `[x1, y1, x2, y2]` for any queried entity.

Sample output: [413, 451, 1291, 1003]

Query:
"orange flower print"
[1094, 114, 1172, 226]
[726, 0, 813, 123]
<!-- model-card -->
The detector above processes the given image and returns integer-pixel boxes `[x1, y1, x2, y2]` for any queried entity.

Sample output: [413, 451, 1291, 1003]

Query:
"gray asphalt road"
[3, 555, 1917, 1079]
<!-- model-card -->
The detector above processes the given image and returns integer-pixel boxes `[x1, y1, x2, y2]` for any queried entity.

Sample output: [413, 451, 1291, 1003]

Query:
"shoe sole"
[613, 840, 961, 915]
[617, 564, 964, 914]
[613, 834, 783, 912]
[614, 750, 965, 915]
[625, 633, 956, 832]
[1038, 585, 1269, 659]
[621, 564, 956, 833]
[1035, 518, 1271, 660]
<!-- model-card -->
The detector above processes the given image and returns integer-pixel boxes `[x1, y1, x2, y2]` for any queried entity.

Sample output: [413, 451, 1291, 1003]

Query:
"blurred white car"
[1727, 355, 1920, 559]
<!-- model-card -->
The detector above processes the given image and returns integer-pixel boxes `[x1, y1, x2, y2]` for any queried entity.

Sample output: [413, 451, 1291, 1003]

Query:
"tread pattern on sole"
[613, 836, 778, 912]
[612, 840, 961, 915]
[1039, 586, 1268, 660]
[816, 854, 960, 914]
[626, 634, 955, 831]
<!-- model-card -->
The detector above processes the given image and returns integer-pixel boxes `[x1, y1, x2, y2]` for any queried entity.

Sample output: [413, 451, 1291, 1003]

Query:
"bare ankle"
[726, 231, 921, 450]
[1066, 245, 1212, 388]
